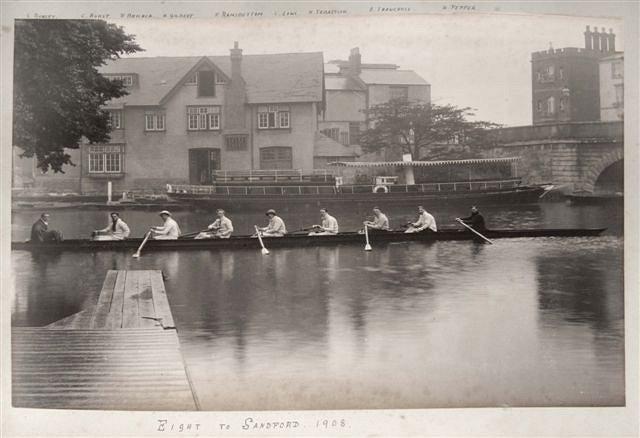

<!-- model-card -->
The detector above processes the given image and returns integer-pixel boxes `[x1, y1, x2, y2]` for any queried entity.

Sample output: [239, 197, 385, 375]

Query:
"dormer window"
[105, 74, 134, 86]
[185, 74, 197, 85]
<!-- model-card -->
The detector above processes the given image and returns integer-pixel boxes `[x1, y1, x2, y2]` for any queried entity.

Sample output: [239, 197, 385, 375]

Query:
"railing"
[211, 169, 335, 183]
[167, 178, 523, 196]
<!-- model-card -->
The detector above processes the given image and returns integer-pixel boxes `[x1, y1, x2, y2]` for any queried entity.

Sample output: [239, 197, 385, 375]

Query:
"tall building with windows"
[531, 26, 617, 125]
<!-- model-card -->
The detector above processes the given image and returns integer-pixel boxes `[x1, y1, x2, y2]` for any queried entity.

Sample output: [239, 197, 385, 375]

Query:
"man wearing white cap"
[151, 210, 181, 240]
[258, 209, 287, 237]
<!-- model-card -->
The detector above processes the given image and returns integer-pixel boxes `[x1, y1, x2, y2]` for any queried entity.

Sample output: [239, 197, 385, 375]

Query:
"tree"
[358, 100, 501, 161]
[13, 20, 142, 172]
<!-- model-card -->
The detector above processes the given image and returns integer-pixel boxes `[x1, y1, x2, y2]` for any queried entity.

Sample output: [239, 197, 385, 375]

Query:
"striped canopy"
[327, 157, 520, 167]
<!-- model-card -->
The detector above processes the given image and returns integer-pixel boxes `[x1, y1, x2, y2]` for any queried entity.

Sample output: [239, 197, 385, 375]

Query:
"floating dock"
[12, 270, 198, 410]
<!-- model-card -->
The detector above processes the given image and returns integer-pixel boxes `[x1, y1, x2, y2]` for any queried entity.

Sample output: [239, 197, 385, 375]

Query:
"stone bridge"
[485, 121, 623, 193]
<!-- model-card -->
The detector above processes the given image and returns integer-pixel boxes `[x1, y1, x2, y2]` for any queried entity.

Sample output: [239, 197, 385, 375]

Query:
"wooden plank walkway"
[12, 270, 197, 410]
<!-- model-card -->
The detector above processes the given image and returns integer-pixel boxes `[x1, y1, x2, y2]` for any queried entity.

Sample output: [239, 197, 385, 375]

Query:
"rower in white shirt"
[195, 209, 234, 239]
[405, 205, 437, 233]
[92, 212, 131, 240]
[363, 207, 390, 231]
[258, 209, 287, 237]
[150, 210, 181, 240]
[309, 208, 339, 236]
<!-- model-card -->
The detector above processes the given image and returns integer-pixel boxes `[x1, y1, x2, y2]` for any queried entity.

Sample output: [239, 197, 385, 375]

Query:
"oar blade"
[364, 243, 372, 251]
[261, 247, 270, 255]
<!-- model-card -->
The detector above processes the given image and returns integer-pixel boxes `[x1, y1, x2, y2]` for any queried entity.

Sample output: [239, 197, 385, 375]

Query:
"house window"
[614, 84, 624, 106]
[108, 110, 122, 129]
[185, 73, 197, 85]
[187, 106, 220, 130]
[145, 112, 166, 131]
[348, 122, 360, 145]
[88, 144, 124, 174]
[390, 86, 409, 101]
[546, 96, 556, 114]
[258, 105, 290, 129]
[106, 74, 134, 86]
[321, 128, 340, 142]
[197, 70, 216, 97]
[260, 146, 292, 169]
[339, 132, 349, 145]
[215, 73, 226, 84]
[225, 135, 248, 151]
[536, 101, 542, 112]
[611, 61, 623, 79]
[558, 67, 564, 80]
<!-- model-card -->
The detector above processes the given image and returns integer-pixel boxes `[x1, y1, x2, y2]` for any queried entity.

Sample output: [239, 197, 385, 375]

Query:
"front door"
[189, 148, 220, 185]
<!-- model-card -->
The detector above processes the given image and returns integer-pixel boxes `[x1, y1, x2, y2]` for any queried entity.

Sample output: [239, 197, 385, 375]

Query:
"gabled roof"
[99, 52, 324, 106]
[358, 69, 429, 86]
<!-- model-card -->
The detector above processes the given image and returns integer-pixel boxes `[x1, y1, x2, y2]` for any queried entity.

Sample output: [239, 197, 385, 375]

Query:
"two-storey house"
[14, 43, 324, 194]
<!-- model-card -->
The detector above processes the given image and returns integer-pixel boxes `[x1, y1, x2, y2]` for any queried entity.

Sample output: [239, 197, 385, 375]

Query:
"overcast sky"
[112, 13, 623, 127]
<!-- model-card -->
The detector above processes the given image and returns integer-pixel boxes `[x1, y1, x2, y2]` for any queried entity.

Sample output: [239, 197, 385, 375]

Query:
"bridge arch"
[582, 148, 624, 193]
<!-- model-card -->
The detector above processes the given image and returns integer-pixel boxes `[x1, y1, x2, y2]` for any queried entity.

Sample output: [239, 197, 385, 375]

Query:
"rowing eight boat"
[12, 227, 607, 253]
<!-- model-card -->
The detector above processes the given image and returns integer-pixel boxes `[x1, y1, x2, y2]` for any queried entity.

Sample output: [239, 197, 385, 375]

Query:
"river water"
[10, 200, 624, 409]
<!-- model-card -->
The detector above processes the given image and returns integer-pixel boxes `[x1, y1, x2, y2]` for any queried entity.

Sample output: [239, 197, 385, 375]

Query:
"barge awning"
[328, 157, 520, 167]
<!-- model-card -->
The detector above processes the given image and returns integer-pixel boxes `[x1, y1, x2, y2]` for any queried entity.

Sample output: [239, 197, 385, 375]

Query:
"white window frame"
[88, 145, 124, 174]
[145, 113, 166, 131]
[257, 105, 290, 129]
[187, 106, 221, 131]
[106, 74, 134, 86]
[108, 110, 122, 129]
[546, 96, 555, 115]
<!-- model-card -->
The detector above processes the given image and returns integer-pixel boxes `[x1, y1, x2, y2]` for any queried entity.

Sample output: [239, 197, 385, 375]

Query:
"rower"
[30, 213, 63, 242]
[258, 209, 287, 237]
[363, 207, 390, 232]
[195, 209, 234, 239]
[92, 212, 130, 240]
[405, 206, 437, 233]
[308, 208, 339, 236]
[456, 206, 486, 232]
[150, 210, 181, 240]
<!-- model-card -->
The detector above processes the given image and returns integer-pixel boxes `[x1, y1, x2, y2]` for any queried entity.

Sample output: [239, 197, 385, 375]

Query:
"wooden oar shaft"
[456, 219, 493, 244]
[133, 231, 152, 257]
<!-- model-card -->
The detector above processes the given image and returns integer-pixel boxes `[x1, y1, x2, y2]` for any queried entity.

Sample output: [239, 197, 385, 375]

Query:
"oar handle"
[455, 218, 493, 244]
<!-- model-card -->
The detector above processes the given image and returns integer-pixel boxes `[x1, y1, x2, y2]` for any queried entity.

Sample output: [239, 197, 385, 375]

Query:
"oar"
[254, 225, 270, 255]
[364, 224, 372, 251]
[455, 218, 493, 245]
[133, 231, 152, 258]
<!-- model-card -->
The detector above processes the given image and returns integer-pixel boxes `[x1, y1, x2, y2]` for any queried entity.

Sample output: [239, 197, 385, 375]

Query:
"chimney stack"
[230, 41, 243, 79]
[608, 28, 616, 52]
[600, 27, 609, 52]
[226, 41, 246, 130]
[584, 25, 592, 50]
[348, 47, 361, 76]
[591, 26, 600, 51]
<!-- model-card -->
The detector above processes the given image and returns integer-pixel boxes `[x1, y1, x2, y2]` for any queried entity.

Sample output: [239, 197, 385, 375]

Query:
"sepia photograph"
[1, 1, 638, 436]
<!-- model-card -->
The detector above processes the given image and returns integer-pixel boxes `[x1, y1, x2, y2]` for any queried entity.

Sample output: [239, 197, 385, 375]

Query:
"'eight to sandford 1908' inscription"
[156, 417, 347, 433]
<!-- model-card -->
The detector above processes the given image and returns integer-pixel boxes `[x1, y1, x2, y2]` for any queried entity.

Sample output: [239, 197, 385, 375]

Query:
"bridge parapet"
[495, 121, 622, 144]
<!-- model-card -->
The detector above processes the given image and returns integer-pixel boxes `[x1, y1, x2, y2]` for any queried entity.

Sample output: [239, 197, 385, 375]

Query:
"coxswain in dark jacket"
[459, 206, 486, 231]
[30, 213, 63, 242]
